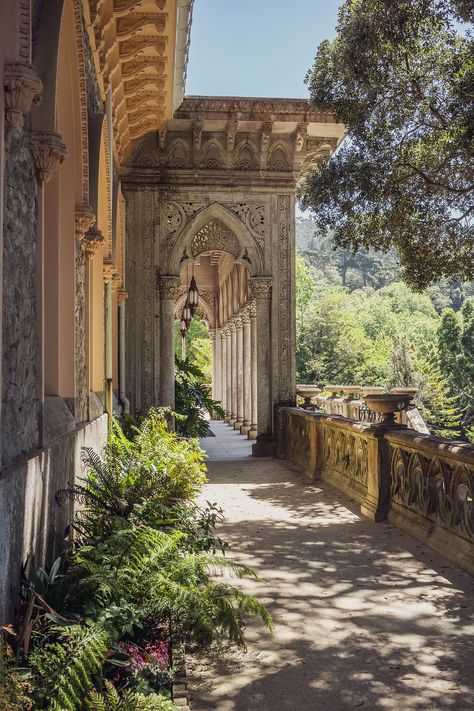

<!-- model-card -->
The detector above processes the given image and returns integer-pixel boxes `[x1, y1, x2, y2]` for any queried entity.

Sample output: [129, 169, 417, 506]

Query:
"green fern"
[86, 681, 176, 710]
[28, 622, 109, 710]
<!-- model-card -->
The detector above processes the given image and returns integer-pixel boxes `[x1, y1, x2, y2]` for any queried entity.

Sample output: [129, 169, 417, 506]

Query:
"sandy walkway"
[187, 422, 474, 710]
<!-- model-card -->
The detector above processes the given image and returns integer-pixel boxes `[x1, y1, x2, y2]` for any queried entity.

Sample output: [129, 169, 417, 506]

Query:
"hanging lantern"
[188, 275, 199, 315]
[180, 314, 187, 339]
[183, 300, 192, 326]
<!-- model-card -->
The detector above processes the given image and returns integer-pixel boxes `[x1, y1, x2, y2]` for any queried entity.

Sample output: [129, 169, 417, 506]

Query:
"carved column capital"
[250, 277, 273, 300]
[82, 226, 105, 259]
[116, 287, 129, 305]
[75, 205, 96, 241]
[103, 259, 117, 283]
[228, 319, 237, 334]
[4, 62, 43, 128]
[248, 300, 257, 318]
[208, 327, 216, 341]
[234, 314, 243, 329]
[30, 131, 68, 182]
[240, 307, 251, 325]
[159, 275, 181, 300]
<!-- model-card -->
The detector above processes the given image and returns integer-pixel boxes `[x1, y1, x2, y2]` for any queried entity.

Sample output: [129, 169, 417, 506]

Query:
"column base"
[228, 418, 236, 427]
[252, 438, 278, 457]
[234, 419, 243, 430]
[240, 423, 251, 435]
[247, 428, 257, 440]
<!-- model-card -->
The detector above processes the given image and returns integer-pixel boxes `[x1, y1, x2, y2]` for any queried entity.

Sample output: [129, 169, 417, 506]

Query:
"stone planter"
[363, 393, 414, 427]
[296, 385, 321, 409]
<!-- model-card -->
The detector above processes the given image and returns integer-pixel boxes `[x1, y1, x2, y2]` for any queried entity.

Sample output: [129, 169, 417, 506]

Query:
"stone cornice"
[175, 96, 336, 123]
[30, 131, 68, 182]
[4, 62, 43, 128]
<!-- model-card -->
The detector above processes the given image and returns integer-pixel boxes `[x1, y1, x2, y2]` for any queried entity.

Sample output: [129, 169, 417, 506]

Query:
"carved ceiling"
[84, 0, 193, 163]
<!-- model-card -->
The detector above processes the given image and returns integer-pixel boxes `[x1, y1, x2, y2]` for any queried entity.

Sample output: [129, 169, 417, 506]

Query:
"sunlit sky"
[186, 0, 341, 99]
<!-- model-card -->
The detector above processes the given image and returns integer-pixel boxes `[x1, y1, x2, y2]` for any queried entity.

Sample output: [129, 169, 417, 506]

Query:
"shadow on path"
[188, 457, 474, 711]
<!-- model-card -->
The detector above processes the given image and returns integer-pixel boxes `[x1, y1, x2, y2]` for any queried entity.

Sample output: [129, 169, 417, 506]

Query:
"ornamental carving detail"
[82, 226, 105, 259]
[250, 277, 272, 299]
[164, 202, 184, 235]
[30, 131, 68, 182]
[222, 202, 266, 251]
[321, 425, 369, 492]
[75, 205, 96, 240]
[4, 62, 43, 128]
[191, 220, 240, 258]
[159, 275, 181, 300]
[390, 446, 474, 541]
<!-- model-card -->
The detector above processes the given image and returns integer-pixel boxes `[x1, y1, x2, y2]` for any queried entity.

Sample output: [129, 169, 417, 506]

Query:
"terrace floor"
[189, 420, 474, 710]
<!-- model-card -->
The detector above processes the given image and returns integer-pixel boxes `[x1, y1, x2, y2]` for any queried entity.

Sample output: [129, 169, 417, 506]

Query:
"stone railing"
[296, 385, 430, 434]
[277, 407, 474, 574]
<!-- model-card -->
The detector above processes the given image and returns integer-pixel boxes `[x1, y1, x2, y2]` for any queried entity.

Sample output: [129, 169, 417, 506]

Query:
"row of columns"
[210, 300, 258, 440]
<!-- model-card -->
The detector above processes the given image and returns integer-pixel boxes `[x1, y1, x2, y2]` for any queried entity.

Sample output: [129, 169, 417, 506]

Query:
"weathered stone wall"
[1, 124, 39, 466]
[0, 413, 108, 623]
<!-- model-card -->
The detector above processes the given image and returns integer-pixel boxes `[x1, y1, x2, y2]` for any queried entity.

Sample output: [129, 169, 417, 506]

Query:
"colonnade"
[210, 299, 258, 440]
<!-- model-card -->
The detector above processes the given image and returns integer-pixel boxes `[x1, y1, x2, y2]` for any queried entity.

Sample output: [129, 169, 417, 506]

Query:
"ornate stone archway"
[122, 96, 344, 446]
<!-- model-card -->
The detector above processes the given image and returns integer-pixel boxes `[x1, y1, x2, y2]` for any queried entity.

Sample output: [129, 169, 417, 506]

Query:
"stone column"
[229, 319, 237, 427]
[250, 278, 273, 442]
[248, 301, 258, 440]
[214, 327, 222, 406]
[209, 328, 217, 400]
[234, 314, 244, 430]
[241, 307, 252, 435]
[221, 327, 228, 417]
[159, 275, 181, 410]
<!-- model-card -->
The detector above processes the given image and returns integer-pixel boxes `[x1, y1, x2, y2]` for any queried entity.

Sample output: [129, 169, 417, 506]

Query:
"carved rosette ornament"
[250, 277, 273, 300]
[82, 226, 105, 259]
[4, 62, 43, 128]
[159, 275, 181, 300]
[116, 287, 129, 305]
[75, 205, 96, 241]
[30, 131, 68, 182]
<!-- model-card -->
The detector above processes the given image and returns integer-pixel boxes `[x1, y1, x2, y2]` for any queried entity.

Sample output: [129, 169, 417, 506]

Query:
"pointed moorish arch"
[168, 202, 263, 277]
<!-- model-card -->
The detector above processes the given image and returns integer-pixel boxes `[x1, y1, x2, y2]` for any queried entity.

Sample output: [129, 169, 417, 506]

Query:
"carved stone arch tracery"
[191, 219, 240, 259]
[201, 137, 225, 170]
[268, 142, 290, 171]
[234, 140, 258, 171]
[168, 203, 263, 277]
[168, 137, 191, 169]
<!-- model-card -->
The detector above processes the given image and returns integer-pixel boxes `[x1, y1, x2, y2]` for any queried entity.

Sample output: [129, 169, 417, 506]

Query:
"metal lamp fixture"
[188, 275, 199, 315]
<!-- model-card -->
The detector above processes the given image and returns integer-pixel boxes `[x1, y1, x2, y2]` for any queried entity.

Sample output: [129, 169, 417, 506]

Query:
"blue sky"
[186, 0, 340, 98]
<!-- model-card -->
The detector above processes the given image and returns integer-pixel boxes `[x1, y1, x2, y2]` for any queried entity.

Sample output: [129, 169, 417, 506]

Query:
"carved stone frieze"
[321, 425, 369, 490]
[250, 277, 272, 299]
[159, 275, 181, 300]
[191, 220, 240, 258]
[30, 131, 68, 182]
[117, 13, 167, 40]
[4, 62, 43, 128]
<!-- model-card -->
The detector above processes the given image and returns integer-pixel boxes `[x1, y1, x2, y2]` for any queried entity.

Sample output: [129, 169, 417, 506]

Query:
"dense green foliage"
[1, 412, 271, 709]
[302, 0, 474, 289]
[174, 317, 212, 383]
[175, 358, 225, 438]
[296, 218, 474, 440]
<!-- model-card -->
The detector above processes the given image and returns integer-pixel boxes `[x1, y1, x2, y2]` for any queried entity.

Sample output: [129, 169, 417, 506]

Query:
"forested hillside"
[296, 216, 474, 441]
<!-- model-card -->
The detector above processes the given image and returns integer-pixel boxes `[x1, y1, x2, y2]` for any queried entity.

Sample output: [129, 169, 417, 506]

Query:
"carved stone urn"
[296, 385, 321, 409]
[342, 386, 362, 400]
[363, 393, 414, 427]
[325, 385, 344, 398]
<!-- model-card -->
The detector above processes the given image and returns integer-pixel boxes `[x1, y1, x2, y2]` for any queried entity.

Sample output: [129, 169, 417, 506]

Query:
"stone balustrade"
[296, 385, 430, 433]
[277, 407, 474, 574]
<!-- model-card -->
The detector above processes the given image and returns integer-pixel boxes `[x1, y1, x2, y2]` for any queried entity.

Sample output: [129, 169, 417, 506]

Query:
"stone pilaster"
[250, 278, 273, 443]
[4, 62, 43, 128]
[30, 131, 68, 183]
[159, 275, 181, 409]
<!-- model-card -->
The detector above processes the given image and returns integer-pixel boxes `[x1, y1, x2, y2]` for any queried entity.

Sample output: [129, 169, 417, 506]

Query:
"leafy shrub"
[86, 680, 176, 710]
[175, 357, 224, 437]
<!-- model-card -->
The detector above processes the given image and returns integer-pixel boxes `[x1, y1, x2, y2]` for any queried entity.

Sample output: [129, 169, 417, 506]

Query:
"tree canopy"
[302, 0, 474, 289]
